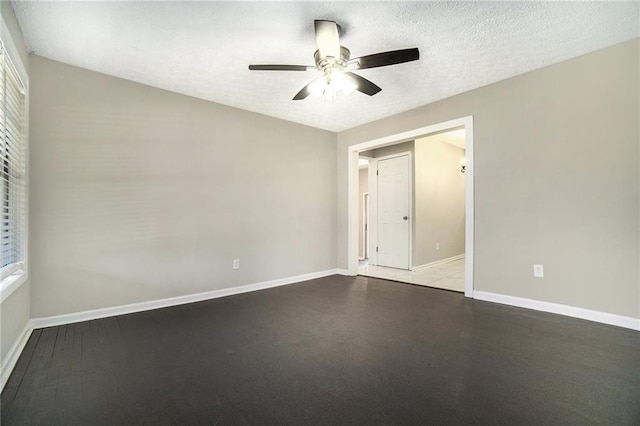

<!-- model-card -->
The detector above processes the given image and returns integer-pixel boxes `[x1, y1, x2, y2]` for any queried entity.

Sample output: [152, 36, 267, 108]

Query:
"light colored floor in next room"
[358, 258, 465, 292]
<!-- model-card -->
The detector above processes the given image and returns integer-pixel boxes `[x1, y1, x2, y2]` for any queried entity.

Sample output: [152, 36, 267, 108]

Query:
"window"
[0, 40, 26, 281]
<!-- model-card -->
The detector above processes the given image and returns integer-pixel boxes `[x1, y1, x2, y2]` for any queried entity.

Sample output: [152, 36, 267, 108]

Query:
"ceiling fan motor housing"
[314, 47, 351, 75]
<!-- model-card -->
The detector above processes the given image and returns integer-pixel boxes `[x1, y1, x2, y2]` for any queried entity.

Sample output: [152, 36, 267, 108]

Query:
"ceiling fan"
[248, 20, 420, 101]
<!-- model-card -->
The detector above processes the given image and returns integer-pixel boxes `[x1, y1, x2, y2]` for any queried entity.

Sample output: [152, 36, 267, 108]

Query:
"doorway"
[348, 116, 474, 297]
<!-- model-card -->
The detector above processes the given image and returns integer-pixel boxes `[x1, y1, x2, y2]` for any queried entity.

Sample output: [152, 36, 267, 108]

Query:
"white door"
[377, 155, 410, 269]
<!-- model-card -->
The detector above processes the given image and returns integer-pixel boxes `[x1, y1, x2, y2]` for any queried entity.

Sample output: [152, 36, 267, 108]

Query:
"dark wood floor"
[2, 275, 639, 425]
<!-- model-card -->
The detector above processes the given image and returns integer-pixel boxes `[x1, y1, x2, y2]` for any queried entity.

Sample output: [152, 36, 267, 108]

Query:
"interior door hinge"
[376, 246, 379, 252]
[376, 170, 379, 176]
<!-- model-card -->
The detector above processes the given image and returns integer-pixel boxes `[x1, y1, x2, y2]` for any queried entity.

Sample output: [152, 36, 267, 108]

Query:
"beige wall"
[338, 39, 639, 319]
[29, 56, 337, 317]
[0, 3, 30, 367]
[414, 138, 465, 266]
[358, 167, 368, 259]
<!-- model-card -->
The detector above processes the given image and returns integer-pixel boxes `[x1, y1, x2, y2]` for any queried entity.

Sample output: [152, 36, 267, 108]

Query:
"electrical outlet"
[533, 264, 544, 278]
[233, 259, 240, 270]
[436, 242, 440, 251]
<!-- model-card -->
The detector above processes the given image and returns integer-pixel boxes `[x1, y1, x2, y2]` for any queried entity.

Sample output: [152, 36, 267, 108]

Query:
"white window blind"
[0, 40, 26, 280]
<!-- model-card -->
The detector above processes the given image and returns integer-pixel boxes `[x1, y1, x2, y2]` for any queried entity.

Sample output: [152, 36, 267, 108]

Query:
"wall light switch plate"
[533, 264, 544, 278]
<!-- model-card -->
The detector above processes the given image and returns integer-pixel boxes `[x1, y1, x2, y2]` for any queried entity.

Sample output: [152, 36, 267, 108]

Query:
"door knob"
[403, 216, 408, 220]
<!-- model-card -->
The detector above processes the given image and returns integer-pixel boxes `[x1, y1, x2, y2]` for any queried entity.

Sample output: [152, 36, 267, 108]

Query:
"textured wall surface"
[29, 56, 337, 317]
[338, 39, 639, 319]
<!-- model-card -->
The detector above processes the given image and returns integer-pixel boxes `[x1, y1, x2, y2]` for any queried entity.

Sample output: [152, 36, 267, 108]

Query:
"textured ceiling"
[12, 1, 639, 132]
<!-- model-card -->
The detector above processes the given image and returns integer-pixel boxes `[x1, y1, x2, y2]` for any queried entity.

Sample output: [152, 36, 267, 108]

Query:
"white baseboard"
[473, 291, 640, 331]
[2, 268, 340, 392]
[336, 268, 353, 276]
[1, 323, 33, 390]
[31, 269, 339, 329]
[412, 254, 465, 272]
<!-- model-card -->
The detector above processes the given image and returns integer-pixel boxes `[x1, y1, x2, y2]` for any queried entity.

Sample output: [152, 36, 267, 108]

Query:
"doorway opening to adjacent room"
[347, 116, 474, 297]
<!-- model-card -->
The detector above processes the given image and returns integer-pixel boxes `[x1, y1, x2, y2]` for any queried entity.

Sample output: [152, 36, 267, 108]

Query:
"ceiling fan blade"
[344, 72, 381, 96]
[249, 65, 315, 71]
[314, 20, 341, 58]
[293, 77, 322, 100]
[349, 48, 420, 70]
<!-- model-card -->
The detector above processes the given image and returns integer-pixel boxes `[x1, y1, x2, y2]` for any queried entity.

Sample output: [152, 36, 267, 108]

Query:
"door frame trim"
[347, 115, 474, 297]
[361, 192, 369, 261]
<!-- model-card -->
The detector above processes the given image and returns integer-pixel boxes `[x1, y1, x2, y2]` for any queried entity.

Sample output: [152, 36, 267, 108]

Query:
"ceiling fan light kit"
[308, 71, 357, 101]
[308, 46, 356, 101]
[249, 20, 420, 101]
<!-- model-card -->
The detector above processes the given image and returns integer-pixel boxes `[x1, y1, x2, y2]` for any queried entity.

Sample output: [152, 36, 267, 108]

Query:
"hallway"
[358, 258, 464, 292]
